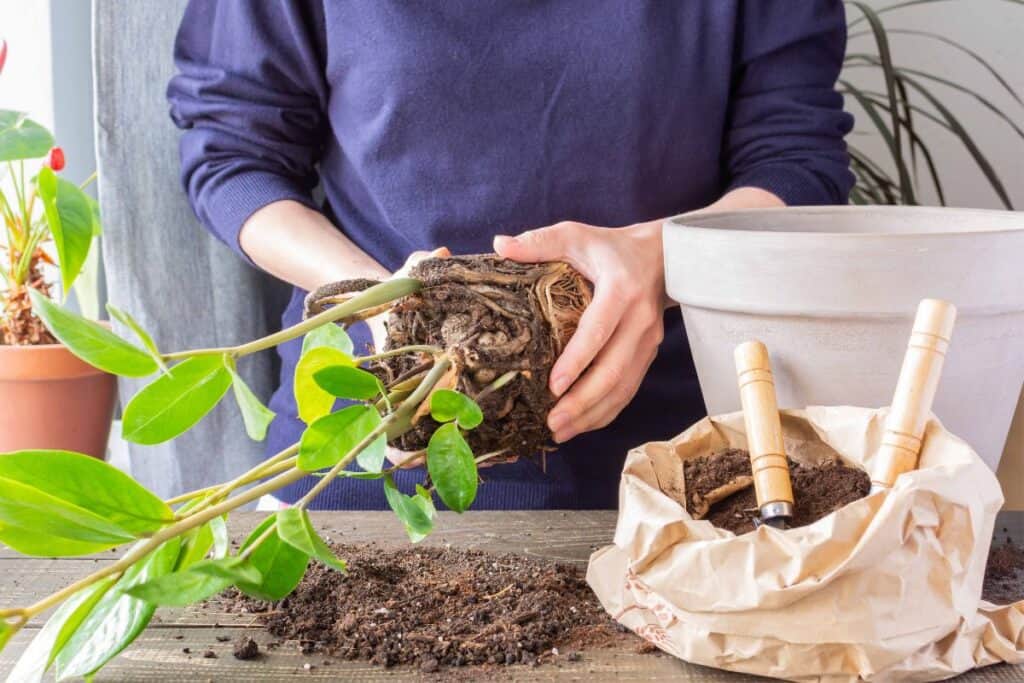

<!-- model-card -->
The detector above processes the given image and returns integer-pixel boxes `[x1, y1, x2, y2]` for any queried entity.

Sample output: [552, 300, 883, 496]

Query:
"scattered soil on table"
[983, 538, 1024, 605]
[232, 636, 260, 660]
[304, 255, 592, 461]
[685, 448, 871, 534]
[222, 543, 634, 672]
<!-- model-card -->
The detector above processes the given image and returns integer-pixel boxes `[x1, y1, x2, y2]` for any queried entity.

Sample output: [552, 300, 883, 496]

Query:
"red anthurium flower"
[46, 146, 66, 172]
[0, 40, 7, 76]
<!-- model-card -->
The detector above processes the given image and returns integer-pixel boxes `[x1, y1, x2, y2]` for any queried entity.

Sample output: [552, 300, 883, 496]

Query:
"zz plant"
[0, 278, 491, 680]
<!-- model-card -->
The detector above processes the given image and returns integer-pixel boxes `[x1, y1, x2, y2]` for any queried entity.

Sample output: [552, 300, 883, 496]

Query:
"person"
[167, 1, 854, 510]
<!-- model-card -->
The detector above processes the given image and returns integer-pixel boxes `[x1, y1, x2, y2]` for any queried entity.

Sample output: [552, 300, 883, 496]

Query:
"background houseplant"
[0, 38, 115, 458]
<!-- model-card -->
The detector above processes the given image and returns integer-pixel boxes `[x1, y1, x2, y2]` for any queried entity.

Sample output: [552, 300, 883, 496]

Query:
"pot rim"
[667, 205, 1024, 238]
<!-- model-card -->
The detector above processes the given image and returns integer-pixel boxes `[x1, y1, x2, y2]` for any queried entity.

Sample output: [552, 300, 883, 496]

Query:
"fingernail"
[493, 235, 516, 251]
[554, 429, 575, 444]
[550, 375, 569, 396]
[548, 411, 571, 433]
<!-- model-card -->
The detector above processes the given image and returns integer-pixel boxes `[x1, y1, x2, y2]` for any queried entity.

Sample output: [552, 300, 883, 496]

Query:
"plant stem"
[170, 444, 300, 516]
[162, 278, 423, 362]
[79, 171, 97, 191]
[353, 346, 441, 364]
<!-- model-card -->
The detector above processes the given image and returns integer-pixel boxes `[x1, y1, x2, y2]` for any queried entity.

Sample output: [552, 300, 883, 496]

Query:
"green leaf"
[210, 515, 229, 559]
[37, 167, 96, 294]
[0, 618, 13, 652]
[383, 474, 434, 543]
[28, 289, 158, 377]
[430, 389, 484, 430]
[313, 365, 384, 401]
[426, 423, 478, 513]
[54, 538, 181, 680]
[298, 405, 386, 473]
[236, 515, 309, 601]
[277, 508, 346, 571]
[0, 110, 53, 161]
[294, 347, 355, 424]
[224, 357, 275, 441]
[0, 450, 173, 556]
[124, 557, 261, 607]
[105, 303, 166, 373]
[302, 323, 354, 357]
[8, 576, 117, 681]
[122, 355, 233, 445]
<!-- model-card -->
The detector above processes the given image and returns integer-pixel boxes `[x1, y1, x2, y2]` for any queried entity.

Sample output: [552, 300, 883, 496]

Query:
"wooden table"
[2, 511, 1021, 681]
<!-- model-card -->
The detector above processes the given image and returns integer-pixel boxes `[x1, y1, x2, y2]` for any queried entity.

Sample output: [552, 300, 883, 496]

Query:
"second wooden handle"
[735, 341, 794, 510]
[871, 299, 957, 490]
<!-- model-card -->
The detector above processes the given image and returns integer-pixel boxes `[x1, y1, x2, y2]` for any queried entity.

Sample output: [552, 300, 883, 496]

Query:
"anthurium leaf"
[223, 357, 275, 441]
[122, 355, 233, 445]
[430, 389, 484, 430]
[105, 303, 166, 373]
[383, 475, 434, 543]
[426, 423, 478, 513]
[8, 576, 117, 681]
[302, 323, 354, 357]
[37, 167, 96, 294]
[54, 538, 181, 680]
[294, 347, 356, 424]
[298, 405, 385, 473]
[28, 289, 158, 377]
[236, 515, 309, 601]
[313, 365, 384, 401]
[123, 557, 261, 607]
[0, 450, 173, 556]
[277, 508, 346, 571]
[0, 110, 53, 161]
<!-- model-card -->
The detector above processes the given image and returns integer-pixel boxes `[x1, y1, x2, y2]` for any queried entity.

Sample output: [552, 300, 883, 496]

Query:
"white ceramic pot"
[663, 205, 1024, 470]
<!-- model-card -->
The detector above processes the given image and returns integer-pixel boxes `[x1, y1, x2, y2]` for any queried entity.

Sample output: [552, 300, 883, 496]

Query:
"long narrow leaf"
[849, 0, 1023, 28]
[840, 80, 913, 202]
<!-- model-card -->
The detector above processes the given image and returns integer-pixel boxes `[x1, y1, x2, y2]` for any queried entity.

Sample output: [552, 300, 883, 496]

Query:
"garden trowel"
[734, 340, 794, 529]
[870, 299, 957, 493]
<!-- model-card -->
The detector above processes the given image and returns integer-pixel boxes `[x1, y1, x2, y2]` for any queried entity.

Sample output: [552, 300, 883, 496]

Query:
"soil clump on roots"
[305, 255, 591, 461]
[222, 544, 632, 671]
[684, 448, 871, 534]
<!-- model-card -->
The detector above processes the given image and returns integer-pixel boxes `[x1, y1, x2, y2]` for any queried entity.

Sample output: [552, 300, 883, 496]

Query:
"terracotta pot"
[0, 341, 117, 458]
[663, 205, 1024, 471]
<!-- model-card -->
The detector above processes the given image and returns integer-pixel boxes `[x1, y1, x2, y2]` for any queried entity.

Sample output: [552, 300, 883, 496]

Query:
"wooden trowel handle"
[735, 341, 794, 518]
[871, 299, 957, 491]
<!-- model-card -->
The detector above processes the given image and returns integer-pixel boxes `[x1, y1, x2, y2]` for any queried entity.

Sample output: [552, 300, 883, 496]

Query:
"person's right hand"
[367, 247, 450, 352]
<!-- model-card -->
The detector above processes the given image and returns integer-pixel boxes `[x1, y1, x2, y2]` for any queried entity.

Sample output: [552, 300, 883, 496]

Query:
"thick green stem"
[162, 278, 423, 362]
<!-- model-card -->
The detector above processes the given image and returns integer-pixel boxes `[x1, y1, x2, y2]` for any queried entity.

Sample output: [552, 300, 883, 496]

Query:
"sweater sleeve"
[166, 0, 328, 261]
[725, 0, 855, 205]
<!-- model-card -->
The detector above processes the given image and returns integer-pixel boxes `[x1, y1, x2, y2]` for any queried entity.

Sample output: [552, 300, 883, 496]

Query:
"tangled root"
[304, 254, 592, 461]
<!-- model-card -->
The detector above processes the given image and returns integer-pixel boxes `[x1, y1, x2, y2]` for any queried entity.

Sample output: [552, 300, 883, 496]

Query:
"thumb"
[493, 225, 568, 263]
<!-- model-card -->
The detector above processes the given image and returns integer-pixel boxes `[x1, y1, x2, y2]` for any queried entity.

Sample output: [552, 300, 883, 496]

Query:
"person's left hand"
[494, 220, 668, 443]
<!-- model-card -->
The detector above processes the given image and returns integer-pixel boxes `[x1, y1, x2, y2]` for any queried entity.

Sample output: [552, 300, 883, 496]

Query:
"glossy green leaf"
[124, 557, 261, 607]
[28, 289, 158, 377]
[426, 423, 478, 513]
[105, 303, 166, 373]
[122, 355, 233, 445]
[54, 538, 181, 680]
[8, 576, 117, 681]
[298, 405, 385, 473]
[302, 323, 354, 357]
[277, 508, 346, 571]
[37, 167, 95, 294]
[294, 347, 355, 424]
[0, 450, 173, 556]
[313, 365, 383, 401]
[176, 523, 214, 571]
[210, 515, 229, 559]
[224, 357, 275, 441]
[383, 475, 434, 543]
[0, 619, 13, 652]
[0, 110, 53, 161]
[236, 515, 309, 601]
[430, 389, 484, 430]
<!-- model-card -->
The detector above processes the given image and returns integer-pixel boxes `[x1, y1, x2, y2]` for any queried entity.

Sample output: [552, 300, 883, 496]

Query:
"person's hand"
[368, 247, 450, 353]
[494, 220, 668, 443]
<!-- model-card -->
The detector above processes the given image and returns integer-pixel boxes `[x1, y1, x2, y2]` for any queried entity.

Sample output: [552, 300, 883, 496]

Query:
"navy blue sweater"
[168, 1, 853, 510]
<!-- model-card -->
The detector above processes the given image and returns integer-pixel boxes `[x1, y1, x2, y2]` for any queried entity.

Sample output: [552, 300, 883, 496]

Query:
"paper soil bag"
[587, 406, 1024, 682]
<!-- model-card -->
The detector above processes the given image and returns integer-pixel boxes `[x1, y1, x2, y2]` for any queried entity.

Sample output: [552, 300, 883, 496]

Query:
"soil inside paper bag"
[983, 539, 1024, 605]
[684, 448, 870, 534]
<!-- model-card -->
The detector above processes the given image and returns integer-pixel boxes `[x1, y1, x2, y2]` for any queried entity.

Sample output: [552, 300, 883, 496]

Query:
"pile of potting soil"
[684, 448, 871, 534]
[983, 537, 1024, 605]
[223, 543, 633, 671]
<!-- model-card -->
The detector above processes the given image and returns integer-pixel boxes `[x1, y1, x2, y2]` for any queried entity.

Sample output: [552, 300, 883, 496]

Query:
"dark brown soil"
[983, 539, 1024, 605]
[222, 543, 630, 671]
[232, 636, 260, 660]
[685, 448, 871, 534]
[305, 255, 591, 461]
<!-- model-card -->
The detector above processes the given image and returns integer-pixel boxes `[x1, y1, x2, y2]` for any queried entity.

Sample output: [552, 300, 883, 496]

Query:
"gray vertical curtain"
[92, 0, 289, 498]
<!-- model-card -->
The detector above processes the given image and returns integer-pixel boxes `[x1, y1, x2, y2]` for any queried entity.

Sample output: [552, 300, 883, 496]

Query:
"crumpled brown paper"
[587, 406, 1024, 682]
